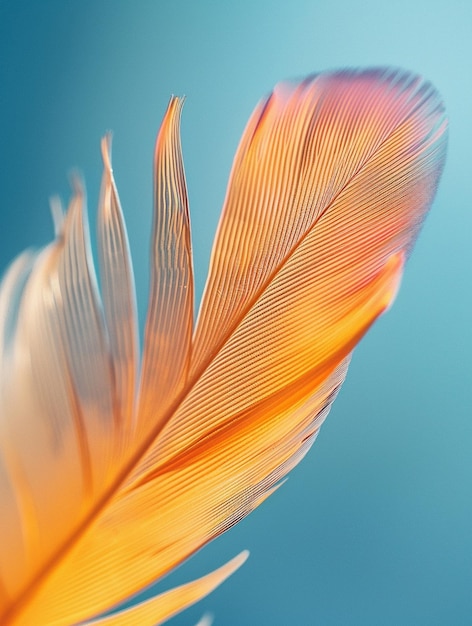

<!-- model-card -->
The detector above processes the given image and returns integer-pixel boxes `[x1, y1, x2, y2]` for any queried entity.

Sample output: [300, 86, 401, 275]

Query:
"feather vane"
[0, 68, 447, 625]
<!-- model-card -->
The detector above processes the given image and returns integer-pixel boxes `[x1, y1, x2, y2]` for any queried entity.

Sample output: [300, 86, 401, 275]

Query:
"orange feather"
[0, 68, 447, 625]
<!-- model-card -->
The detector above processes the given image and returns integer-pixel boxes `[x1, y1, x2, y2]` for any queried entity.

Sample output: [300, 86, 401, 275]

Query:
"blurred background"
[0, 1, 470, 624]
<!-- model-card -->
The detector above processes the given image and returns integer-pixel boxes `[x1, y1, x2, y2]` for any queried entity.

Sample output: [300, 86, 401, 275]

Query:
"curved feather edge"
[85, 552, 248, 626]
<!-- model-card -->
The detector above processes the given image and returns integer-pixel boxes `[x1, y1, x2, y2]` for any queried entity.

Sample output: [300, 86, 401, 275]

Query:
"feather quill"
[0, 68, 447, 625]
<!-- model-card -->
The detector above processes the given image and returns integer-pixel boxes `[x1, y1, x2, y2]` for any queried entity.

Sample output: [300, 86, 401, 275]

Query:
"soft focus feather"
[0, 68, 447, 625]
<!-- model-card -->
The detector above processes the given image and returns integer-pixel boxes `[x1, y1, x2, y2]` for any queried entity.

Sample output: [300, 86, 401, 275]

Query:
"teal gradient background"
[0, 1, 470, 624]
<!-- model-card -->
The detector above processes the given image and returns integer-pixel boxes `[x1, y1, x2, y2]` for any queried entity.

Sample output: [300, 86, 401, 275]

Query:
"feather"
[0, 68, 447, 625]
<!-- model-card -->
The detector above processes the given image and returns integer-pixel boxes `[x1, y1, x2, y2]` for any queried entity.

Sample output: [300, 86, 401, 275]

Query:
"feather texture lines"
[0, 68, 447, 625]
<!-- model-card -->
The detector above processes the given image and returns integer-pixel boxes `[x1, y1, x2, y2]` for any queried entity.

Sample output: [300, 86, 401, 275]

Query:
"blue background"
[0, 1, 470, 624]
